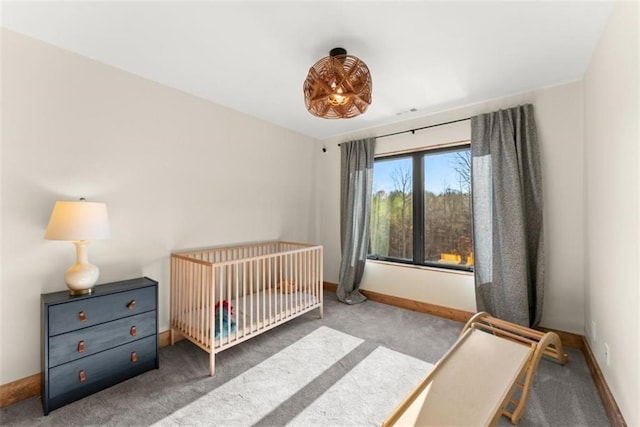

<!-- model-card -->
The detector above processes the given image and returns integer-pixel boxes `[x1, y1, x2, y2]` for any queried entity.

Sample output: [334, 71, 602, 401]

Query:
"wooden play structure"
[383, 312, 568, 426]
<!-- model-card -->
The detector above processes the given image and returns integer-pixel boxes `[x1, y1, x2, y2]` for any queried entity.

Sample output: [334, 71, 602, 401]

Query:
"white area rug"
[155, 326, 433, 426]
[288, 346, 433, 426]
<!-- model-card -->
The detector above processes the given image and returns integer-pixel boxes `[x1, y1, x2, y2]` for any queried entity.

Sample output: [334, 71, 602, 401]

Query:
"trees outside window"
[369, 144, 473, 272]
[370, 157, 413, 260]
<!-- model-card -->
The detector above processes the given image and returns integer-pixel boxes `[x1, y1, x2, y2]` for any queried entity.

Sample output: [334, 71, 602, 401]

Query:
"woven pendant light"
[303, 48, 372, 119]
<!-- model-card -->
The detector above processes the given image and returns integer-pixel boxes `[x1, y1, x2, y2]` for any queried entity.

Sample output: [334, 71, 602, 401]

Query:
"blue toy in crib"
[214, 300, 236, 339]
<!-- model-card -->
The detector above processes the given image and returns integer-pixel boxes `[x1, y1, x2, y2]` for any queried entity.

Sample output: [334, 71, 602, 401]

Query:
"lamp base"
[68, 287, 95, 296]
[65, 264, 99, 295]
[64, 241, 100, 295]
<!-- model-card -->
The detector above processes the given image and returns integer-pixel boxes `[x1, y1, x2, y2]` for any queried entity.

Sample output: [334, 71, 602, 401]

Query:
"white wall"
[0, 29, 317, 385]
[316, 81, 585, 332]
[583, 1, 639, 425]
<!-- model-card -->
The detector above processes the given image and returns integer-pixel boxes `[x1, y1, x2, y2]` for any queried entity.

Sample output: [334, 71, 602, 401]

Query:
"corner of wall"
[582, 1, 639, 424]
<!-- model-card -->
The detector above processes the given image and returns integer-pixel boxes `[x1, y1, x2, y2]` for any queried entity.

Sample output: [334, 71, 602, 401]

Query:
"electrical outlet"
[604, 343, 610, 366]
[591, 321, 596, 341]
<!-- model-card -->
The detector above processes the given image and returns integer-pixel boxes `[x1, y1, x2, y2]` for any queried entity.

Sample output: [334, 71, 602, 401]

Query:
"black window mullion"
[412, 153, 424, 264]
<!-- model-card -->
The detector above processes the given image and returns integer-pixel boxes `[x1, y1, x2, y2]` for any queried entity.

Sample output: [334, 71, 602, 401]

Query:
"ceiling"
[1, 1, 614, 140]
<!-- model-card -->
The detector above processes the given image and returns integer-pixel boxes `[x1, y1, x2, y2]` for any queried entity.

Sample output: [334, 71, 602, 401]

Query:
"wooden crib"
[170, 241, 323, 375]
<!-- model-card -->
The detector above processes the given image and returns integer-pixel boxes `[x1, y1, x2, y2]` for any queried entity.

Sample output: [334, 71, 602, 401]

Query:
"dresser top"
[41, 277, 158, 305]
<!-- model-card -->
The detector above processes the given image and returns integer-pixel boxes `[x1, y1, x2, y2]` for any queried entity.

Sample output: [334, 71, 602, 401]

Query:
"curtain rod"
[337, 116, 471, 146]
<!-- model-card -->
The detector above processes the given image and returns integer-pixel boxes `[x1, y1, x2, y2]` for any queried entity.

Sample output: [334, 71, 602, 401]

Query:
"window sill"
[366, 259, 474, 277]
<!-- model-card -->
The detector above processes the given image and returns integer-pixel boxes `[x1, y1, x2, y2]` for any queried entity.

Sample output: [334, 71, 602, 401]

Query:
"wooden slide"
[383, 312, 568, 426]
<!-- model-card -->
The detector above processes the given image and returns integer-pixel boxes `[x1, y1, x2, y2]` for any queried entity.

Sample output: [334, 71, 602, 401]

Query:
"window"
[369, 144, 473, 272]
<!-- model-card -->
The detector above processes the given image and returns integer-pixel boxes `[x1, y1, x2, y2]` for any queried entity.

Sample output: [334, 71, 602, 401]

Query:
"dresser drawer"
[49, 310, 156, 368]
[48, 335, 156, 400]
[48, 286, 155, 336]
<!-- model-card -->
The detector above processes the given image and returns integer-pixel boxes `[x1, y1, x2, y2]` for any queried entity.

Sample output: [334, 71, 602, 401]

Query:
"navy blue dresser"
[41, 277, 159, 415]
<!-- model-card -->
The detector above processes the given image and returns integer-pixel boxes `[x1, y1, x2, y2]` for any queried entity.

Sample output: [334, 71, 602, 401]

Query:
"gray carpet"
[154, 327, 432, 426]
[0, 291, 610, 426]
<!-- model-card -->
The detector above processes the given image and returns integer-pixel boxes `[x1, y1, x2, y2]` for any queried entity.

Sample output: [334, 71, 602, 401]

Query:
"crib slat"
[261, 257, 266, 328]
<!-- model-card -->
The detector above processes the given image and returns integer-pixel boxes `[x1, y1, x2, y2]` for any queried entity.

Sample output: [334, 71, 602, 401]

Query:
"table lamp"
[45, 198, 111, 295]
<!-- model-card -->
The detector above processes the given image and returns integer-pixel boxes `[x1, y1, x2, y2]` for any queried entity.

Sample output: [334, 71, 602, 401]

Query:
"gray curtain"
[337, 138, 376, 305]
[471, 104, 544, 327]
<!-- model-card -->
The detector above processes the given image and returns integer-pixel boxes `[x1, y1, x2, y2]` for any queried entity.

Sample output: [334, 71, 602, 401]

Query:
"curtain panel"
[471, 104, 544, 327]
[337, 138, 376, 305]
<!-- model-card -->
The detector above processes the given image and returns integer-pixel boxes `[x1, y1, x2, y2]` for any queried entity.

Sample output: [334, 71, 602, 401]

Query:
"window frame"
[368, 142, 473, 273]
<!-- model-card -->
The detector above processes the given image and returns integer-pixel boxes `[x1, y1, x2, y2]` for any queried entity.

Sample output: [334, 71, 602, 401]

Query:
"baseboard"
[0, 373, 40, 408]
[582, 337, 627, 426]
[322, 281, 337, 292]
[324, 281, 473, 323]
[159, 329, 185, 347]
[159, 329, 171, 348]
[537, 326, 584, 350]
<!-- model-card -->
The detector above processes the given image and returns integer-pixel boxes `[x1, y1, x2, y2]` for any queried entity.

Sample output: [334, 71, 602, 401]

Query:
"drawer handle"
[130, 325, 137, 336]
[79, 370, 86, 383]
[131, 352, 138, 363]
[77, 340, 85, 353]
[78, 311, 87, 322]
[127, 300, 136, 310]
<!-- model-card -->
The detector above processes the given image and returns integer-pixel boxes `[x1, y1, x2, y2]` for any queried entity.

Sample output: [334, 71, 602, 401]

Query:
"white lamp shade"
[45, 201, 111, 241]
